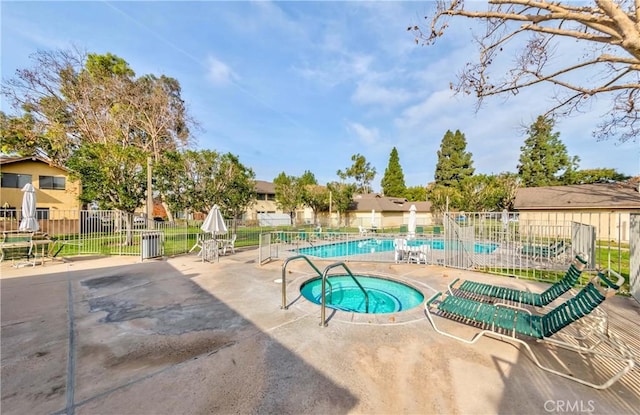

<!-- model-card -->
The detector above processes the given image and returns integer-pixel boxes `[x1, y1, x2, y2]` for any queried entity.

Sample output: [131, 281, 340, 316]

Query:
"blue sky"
[2, 1, 639, 189]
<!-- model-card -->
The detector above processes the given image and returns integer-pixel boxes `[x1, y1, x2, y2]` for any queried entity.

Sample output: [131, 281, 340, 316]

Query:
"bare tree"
[411, 0, 640, 142]
[1, 47, 195, 164]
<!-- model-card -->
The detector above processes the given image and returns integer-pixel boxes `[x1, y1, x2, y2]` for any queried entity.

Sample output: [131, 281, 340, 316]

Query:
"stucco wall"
[0, 160, 81, 218]
[518, 209, 636, 242]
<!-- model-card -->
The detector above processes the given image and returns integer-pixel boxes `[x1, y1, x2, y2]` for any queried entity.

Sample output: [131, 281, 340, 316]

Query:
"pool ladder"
[321, 262, 369, 326]
[281, 255, 369, 327]
[281, 255, 328, 310]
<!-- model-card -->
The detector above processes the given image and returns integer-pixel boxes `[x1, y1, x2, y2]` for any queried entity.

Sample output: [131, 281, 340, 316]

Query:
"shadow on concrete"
[494, 295, 640, 414]
[1, 260, 358, 414]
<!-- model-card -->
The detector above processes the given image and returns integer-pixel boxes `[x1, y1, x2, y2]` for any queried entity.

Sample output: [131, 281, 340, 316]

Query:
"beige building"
[349, 193, 432, 229]
[514, 182, 640, 242]
[246, 182, 433, 228]
[0, 156, 82, 221]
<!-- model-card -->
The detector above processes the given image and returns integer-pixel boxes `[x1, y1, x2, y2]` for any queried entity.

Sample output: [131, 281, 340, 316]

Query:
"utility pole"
[147, 156, 154, 229]
[329, 191, 332, 227]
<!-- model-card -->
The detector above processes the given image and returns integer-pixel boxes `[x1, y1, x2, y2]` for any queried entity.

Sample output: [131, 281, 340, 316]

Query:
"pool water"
[300, 275, 424, 314]
[296, 238, 498, 258]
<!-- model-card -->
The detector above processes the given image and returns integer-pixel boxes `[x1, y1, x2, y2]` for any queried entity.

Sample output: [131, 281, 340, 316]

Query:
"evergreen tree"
[404, 185, 427, 201]
[434, 130, 475, 188]
[518, 116, 579, 187]
[570, 168, 630, 184]
[381, 147, 406, 197]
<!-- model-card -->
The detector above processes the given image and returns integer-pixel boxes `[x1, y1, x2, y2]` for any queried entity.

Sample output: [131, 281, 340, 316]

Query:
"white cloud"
[352, 81, 413, 108]
[206, 56, 237, 86]
[347, 122, 380, 146]
[295, 53, 374, 88]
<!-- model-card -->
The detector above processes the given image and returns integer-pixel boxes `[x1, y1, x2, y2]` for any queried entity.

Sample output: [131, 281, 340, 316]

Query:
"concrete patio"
[1, 248, 639, 414]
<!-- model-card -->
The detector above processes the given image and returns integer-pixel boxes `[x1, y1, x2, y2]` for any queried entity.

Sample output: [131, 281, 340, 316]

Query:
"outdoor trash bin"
[141, 231, 163, 260]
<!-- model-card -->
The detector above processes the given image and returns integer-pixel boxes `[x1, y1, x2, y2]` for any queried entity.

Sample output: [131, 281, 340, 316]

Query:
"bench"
[1, 231, 54, 266]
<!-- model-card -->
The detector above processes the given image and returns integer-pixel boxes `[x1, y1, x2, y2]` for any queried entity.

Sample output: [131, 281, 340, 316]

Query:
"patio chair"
[425, 269, 634, 389]
[221, 234, 236, 255]
[449, 254, 588, 307]
[521, 240, 567, 260]
[406, 245, 430, 264]
[189, 233, 209, 254]
[275, 231, 293, 244]
[393, 238, 407, 263]
[297, 229, 309, 241]
[358, 226, 368, 236]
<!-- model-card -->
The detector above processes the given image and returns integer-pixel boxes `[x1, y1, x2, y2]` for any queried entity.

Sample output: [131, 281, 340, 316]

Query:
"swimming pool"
[300, 275, 424, 314]
[295, 238, 498, 258]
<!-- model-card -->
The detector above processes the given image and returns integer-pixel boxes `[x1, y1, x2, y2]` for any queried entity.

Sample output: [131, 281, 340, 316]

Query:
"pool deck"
[1, 248, 639, 414]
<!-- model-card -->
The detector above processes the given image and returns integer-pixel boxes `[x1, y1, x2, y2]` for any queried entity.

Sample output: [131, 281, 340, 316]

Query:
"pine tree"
[381, 147, 406, 197]
[518, 116, 579, 187]
[434, 130, 475, 188]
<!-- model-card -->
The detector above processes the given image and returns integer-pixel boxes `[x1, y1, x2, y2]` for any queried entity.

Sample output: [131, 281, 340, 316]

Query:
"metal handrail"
[320, 262, 369, 327]
[281, 255, 328, 310]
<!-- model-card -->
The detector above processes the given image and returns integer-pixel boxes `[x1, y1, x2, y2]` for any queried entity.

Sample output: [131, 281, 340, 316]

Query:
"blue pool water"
[295, 238, 498, 258]
[300, 275, 424, 314]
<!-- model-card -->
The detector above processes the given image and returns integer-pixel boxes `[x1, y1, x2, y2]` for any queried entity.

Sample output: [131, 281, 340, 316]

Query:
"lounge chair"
[297, 229, 309, 241]
[425, 269, 634, 389]
[449, 254, 588, 307]
[521, 240, 567, 260]
[358, 226, 368, 236]
[274, 231, 292, 244]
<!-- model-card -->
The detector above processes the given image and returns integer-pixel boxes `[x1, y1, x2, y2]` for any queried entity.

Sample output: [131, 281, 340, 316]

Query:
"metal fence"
[0, 210, 258, 258]
[271, 211, 635, 293]
[1, 209, 634, 293]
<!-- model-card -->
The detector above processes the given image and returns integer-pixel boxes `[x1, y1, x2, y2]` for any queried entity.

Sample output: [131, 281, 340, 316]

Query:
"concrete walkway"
[1, 249, 639, 414]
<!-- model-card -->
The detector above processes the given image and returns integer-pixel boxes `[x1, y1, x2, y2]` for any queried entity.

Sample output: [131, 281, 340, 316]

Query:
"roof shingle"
[514, 183, 640, 210]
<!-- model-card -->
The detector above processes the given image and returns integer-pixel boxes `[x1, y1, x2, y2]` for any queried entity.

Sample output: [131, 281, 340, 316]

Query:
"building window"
[1, 173, 32, 188]
[39, 176, 66, 190]
[266, 194, 276, 201]
[36, 208, 49, 220]
[0, 207, 17, 218]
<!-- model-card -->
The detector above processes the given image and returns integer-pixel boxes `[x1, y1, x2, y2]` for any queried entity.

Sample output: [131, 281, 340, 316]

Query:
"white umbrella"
[19, 183, 39, 232]
[371, 209, 376, 229]
[201, 204, 227, 235]
[408, 204, 417, 238]
[199, 205, 227, 262]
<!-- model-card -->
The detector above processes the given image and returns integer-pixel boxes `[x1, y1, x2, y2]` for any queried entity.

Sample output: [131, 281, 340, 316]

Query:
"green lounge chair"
[450, 254, 588, 307]
[426, 269, 634, 389]
[521, 240, 567, 259]
[275, 231, 293, 244]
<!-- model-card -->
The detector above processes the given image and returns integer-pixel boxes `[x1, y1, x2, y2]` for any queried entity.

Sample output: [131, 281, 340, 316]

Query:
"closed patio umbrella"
[200, 204, 227, 262]
[19, 183, 39, 232]
[201, 204, 227, 235]
[408, 204, 417, 238]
